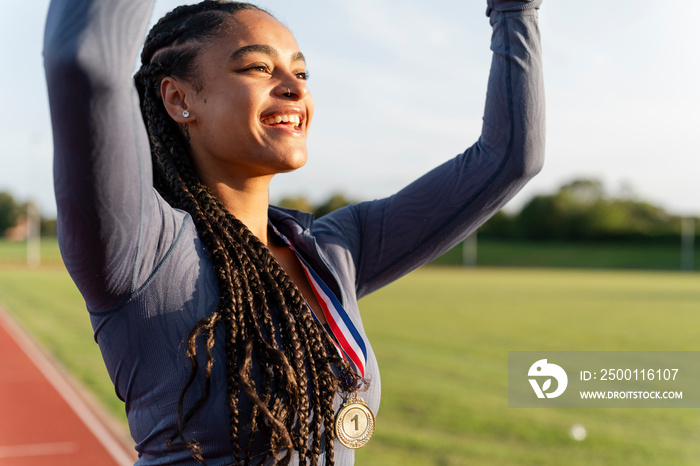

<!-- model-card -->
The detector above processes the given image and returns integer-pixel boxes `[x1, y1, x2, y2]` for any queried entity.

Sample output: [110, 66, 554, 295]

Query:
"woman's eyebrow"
[229, 44, 306, 64]
[292, 51, 306, 64]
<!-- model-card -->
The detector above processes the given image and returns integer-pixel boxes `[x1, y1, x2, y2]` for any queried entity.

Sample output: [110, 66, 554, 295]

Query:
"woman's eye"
[296, 71, 310, 80]
[246, 64, 271, 73]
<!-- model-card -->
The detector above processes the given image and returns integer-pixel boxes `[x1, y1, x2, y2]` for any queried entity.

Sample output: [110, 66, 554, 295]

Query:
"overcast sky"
[1, 0, 698, 218]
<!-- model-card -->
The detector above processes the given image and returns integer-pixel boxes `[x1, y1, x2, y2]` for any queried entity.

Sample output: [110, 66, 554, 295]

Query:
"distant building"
[5, 216, 29, 241]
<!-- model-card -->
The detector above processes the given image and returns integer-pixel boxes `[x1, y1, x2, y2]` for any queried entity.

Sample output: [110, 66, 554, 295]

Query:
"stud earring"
[182, 110, 190, 118]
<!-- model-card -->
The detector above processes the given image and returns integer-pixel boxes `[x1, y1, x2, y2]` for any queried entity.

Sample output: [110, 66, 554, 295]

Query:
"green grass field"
[433, 238, 700, 270]
[1, 240, 699, 465]
[0, 238, 63, 265]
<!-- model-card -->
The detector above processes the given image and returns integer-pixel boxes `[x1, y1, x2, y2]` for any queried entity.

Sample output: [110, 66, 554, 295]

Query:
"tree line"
[2, 179, 697, 242]
[479, 179, 696, 242]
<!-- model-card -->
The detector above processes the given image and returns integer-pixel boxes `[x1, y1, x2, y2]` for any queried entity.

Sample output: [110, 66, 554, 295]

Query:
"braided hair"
[134, 2, 359, 464]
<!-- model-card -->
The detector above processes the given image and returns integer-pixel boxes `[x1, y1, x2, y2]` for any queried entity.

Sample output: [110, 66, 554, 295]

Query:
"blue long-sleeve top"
[44, 0, 544, 464]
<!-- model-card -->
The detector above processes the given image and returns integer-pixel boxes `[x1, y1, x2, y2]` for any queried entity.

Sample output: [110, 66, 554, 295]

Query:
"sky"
[1, 0, 698, 218]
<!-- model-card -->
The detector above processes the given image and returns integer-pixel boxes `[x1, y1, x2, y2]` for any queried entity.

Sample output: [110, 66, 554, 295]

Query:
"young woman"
[44, 0, 544, 464]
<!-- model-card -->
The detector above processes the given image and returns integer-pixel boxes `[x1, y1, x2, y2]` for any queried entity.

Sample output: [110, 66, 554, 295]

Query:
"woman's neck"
[205, 175, 273, 244]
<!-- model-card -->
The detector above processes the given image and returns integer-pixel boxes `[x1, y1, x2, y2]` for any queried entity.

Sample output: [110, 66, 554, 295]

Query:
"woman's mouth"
[261, 113, 302, 129]
[260, 106, 306, 132]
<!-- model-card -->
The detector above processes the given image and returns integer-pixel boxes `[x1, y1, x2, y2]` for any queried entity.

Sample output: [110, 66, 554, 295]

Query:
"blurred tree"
[515, 178, 679, 241]
[516, 195, 560, 239]
[0, 191, 20, 236]
[277, 195, 314, 213]
[558, 179, 604, 206]
[314, 193, 355, 218]
[478, 210, 516, 238]
[41, 217, 58, 237]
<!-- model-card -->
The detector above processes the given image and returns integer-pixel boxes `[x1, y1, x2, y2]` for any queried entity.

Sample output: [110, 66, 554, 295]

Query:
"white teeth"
[262, 114, 302, 126]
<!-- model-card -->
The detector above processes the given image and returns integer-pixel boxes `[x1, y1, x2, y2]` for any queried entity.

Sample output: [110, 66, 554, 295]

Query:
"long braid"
[134, 2, 360, 464]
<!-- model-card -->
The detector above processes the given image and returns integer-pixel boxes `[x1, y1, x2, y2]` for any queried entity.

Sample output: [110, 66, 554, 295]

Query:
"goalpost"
[681, 217, 695, 271]
[26, 201, 40, 268]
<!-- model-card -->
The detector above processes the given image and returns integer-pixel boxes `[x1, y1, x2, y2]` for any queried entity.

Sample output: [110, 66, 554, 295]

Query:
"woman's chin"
[276, 152, 308, 173]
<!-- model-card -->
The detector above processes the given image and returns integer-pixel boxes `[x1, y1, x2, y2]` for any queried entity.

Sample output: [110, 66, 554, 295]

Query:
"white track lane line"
[0, 306, 135, 465]
[0, 442, 78, 458]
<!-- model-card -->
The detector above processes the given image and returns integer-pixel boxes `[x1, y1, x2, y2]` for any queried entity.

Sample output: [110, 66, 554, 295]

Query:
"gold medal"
[335, 393, 375, 449]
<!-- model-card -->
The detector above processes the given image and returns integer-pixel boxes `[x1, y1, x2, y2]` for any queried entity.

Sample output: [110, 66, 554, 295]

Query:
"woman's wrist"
[486, 0, 542, 16]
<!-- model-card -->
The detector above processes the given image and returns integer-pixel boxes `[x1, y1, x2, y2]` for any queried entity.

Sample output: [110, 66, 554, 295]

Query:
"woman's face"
[182, 9, 314, 185]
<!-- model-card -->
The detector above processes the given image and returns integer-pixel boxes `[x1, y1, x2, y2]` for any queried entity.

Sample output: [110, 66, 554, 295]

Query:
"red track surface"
[0, 307, 137, 465]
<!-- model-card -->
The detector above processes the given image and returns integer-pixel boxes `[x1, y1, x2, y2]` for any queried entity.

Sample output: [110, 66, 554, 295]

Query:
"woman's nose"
[276, 77, 309, 100]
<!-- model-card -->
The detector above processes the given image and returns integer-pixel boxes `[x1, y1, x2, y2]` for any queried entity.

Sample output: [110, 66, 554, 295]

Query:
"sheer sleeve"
[315, 7, 545, 298]
[44, 0, 186, 311]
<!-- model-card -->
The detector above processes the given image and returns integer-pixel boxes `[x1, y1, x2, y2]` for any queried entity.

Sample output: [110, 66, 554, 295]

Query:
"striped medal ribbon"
[270, 224, 375, 449]
[270, 223, 367, 379]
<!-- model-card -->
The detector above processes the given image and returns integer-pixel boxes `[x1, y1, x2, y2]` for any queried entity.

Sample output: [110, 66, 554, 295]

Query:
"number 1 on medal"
[335, 394, 375, 449]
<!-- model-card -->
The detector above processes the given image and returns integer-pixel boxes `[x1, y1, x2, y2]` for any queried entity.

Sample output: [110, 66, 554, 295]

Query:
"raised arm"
[44, 0, 179, 310]
[316, 1, 545, 298]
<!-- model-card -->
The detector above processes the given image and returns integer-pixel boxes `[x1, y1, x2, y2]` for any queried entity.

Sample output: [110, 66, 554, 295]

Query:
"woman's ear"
[161, 77, 193, 123]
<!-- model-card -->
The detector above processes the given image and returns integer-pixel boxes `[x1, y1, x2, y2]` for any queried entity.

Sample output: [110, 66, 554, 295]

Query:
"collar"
[268, 205, 314, 231]
[267, 205, 345, 305]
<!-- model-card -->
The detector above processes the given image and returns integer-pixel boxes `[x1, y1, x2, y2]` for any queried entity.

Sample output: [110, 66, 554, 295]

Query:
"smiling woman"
[158, 9, 315, 194]
[43, 0, 544, 465]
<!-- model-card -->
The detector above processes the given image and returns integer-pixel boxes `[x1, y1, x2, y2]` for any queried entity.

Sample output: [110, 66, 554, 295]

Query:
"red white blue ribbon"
[270, 224, 367, 380]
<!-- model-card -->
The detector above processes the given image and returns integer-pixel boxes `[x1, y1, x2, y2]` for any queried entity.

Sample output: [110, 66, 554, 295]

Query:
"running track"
[0, 305, 137, 465]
